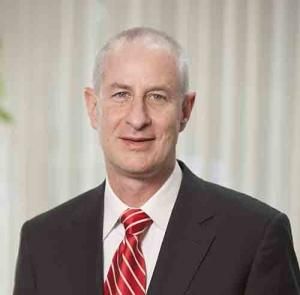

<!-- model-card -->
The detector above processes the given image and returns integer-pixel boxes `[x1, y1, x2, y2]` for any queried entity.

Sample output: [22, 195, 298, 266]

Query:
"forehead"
[101, 42, 181, 91]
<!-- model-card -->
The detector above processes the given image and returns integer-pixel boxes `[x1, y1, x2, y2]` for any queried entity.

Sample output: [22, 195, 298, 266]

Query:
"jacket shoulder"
[179, 160, 281, 223]
[202, 178, 280, 219]
[22, 183, 105, 233]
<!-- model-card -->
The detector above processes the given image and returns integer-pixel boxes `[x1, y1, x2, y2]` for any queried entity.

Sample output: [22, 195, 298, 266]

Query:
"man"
[14, 27, 300, 295]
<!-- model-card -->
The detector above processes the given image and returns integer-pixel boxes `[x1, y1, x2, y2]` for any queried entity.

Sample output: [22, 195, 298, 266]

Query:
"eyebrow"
[109, 82, 171, 93]
[109, 82, 131, 90]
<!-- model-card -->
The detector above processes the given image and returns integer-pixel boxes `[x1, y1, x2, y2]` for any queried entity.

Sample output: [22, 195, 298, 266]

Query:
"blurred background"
[0, 0, 299, 293]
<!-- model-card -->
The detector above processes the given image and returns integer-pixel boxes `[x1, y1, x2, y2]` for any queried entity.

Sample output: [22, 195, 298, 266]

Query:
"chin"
[122, 161, 154, 176]
[114, 157, 161, 178]
[106, 148, 175, 178]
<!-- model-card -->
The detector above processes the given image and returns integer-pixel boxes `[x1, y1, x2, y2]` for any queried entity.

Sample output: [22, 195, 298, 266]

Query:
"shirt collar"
[103, 161, 182, 240]
[103, 180, 128, 240]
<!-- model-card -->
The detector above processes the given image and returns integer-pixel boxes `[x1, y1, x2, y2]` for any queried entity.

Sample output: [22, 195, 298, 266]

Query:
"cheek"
[155, 112, 181, 140]
[99, 105, 124, 132]
[96, 107, 115, 146]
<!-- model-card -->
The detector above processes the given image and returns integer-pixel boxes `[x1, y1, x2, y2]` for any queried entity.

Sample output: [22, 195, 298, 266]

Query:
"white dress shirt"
[103, 162, 182, 290]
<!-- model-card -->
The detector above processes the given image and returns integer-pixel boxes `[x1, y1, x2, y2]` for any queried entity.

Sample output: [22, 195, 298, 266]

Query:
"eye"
[147, 93, 167, 104]
[112, 91, 130, 101]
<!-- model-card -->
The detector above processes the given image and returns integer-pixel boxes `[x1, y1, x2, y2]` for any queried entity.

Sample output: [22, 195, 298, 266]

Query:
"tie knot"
[120, 208, 152, 236]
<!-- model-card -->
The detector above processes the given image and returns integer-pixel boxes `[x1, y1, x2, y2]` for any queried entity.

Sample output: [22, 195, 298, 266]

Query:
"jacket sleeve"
[13, 221, 36, 295]
[245, 212, 300, 294]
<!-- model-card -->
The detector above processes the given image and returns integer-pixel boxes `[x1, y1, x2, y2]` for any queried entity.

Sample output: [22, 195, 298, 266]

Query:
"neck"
[106, 162, 175, 207]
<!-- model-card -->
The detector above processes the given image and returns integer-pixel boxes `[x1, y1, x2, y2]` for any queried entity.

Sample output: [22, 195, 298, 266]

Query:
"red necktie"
[104, 208, 153, 295]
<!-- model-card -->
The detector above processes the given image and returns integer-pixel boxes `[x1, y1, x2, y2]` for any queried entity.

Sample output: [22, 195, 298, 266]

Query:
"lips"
[120, 136, 155, 142]
[119, 136, 155, 149]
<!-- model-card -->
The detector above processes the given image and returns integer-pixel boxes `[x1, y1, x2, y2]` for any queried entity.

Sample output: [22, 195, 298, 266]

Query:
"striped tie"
[104, 208, 153, 295]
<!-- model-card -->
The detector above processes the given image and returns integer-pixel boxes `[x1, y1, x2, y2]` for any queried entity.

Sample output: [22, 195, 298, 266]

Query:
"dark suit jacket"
[13, 161, 300, 294]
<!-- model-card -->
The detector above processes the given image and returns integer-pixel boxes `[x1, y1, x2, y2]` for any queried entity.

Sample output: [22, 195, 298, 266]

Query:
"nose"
[125, 97, 151, 130]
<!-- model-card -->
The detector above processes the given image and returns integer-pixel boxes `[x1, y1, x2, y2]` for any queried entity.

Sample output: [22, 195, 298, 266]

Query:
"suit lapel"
[61, 184, 105, 295]
[147, 163, 217, 295]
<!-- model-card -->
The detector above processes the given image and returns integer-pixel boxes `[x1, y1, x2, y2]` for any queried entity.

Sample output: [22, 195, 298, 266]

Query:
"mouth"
[119, 136, 155, 149]
[120, 137, 155, 142]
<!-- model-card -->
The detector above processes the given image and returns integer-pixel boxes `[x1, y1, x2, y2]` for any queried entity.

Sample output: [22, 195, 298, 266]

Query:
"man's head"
[85, 27, 195, 180]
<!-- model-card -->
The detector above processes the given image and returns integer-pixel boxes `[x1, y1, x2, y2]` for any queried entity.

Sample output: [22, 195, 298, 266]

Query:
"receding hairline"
[103, 27, 182, 55]
[93, 27, 189, 95]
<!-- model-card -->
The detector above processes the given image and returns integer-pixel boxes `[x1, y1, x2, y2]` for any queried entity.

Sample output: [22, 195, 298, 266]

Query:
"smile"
[120, 137, 155, 142]
[120, 137, 155, 149]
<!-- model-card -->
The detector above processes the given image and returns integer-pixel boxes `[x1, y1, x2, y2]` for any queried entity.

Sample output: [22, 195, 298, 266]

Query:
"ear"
[84, 87, 98, 129]
[180, 91, 196, 132]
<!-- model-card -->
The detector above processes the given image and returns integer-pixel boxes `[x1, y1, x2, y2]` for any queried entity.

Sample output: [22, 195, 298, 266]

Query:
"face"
[85, 42, 195, 179]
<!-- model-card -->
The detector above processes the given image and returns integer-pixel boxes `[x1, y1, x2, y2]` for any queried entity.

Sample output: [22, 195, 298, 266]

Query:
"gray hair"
[92, 27, 189, 95]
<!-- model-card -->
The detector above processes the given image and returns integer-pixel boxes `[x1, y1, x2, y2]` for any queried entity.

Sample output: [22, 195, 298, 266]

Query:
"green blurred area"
[0, 43, 13, 124]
